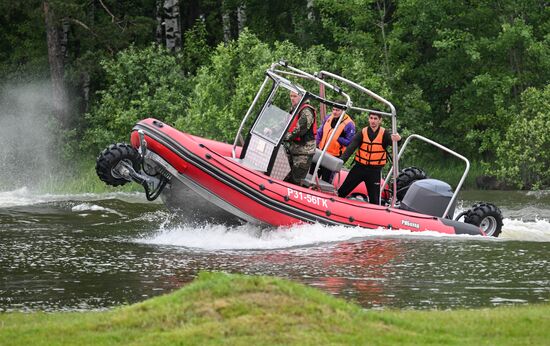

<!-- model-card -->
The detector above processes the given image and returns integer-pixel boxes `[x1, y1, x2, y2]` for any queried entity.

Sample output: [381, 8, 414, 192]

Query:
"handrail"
[382, 134, 470, 219]
[233, 62, 353, 158]
[269, 65, 357, 193]
[276, 62, 350, 97]
[232, 75, 271, 159]
[318, 70, 399, 207]
[232, 62, 401, 208]
[233, 62, 353, 159]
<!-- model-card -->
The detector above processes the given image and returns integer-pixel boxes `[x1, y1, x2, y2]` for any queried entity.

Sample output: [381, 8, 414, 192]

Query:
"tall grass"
[386, 148, 486, 190]
[34, 156, 140, 194]
[394, 158, 485, 190]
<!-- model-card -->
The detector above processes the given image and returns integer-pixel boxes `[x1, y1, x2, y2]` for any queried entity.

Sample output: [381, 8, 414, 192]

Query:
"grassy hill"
[0, 272, 547, 345]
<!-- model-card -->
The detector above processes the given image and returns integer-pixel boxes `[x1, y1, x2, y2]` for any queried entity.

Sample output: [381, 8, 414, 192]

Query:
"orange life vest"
[287, 103, 317, 143]
[355, 127, 387, 166]
[318, 113, 353, 157]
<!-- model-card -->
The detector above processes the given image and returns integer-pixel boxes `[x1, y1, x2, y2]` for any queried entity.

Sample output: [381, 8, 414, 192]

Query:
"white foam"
[0, 187, 35, 208]
[135, 222, 491, 251]
[0, 188, 147, 208]
[490, 297, 528, 304]
[136, 223, 367, 250]
[499, 218, 550, 242]
[71, 203, 123, 216]
[135, 213, 550, 250]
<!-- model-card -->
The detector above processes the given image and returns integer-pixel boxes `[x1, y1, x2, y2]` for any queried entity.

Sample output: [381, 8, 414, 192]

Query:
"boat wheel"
[96, 143, 141, 186]
[395, 167, 427, 200]
[464, 202, 503, 237]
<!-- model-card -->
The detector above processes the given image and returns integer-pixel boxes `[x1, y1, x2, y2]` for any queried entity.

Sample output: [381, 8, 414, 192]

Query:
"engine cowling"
[399, 179, 456, 218]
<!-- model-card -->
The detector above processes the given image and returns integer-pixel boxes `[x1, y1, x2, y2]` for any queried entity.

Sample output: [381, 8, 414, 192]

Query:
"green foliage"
[51, 0, 157, 52]
[2, 0, 549, 188]
[316, 0, 378, 51]
[181, 19, 212, 76]
[175, 27, 400, 143]
[174, 30, 330, 142]
[234, 0, 325, 47]
[492, 85, 550, 189]
[83, 45, 189, 153]
[389, 0, 549, 163]
[0, 1, 49, 81]
[174, 31, 267, 142]
[397, 154, 486, 190]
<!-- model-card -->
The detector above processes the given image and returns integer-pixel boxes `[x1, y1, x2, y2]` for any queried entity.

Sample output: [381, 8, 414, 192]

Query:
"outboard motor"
[400, 179, 456, 218]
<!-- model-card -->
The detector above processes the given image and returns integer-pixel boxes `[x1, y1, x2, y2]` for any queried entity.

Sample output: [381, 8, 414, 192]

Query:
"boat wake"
[135, 215, 550, 250]
[134, 222, 419, 250]
[499, 218, 550, 242]
[2, 189, 549, 248]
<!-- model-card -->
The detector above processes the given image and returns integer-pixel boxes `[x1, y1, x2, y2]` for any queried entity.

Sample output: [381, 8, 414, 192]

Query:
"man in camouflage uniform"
[284, 91, 317, 185]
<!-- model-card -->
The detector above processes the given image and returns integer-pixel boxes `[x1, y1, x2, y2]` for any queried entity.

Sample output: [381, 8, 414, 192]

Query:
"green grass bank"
[1, 272, 548, 345]
[30, 158, 141, 194]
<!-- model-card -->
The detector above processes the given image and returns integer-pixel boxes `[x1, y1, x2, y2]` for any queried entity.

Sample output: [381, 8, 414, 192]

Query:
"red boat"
[96, 62, 503, 237]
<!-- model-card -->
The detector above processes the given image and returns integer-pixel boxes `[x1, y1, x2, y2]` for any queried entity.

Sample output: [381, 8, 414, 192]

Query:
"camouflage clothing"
[286, 152, 314, 185]
[284, 105, 316, 184]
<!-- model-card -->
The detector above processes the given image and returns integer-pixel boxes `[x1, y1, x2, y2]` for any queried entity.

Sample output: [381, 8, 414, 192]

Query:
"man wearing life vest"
[284, 91, 317, 185]
[314, 102, 356, 182]
[337, 112, 401, 205]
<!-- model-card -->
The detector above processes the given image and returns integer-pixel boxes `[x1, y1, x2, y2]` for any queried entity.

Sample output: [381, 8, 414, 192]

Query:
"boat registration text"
[287, 188, 328, 208]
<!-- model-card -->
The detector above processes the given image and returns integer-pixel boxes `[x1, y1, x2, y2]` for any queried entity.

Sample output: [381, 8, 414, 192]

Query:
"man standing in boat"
[284, 91, 317, 185]
[337, 112, 400, 205]
[313, 101, 356, 182]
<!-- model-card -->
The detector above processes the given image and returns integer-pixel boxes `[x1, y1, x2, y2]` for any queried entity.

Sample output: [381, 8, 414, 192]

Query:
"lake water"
[1, 188, 549, 312]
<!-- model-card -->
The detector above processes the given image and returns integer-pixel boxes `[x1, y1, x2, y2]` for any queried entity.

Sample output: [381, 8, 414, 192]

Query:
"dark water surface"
[1, 188, 549, 312]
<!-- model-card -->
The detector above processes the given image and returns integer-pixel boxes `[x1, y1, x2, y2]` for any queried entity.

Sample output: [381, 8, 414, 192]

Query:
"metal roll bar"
[232, 61, 351, 159]
[382, 134, 470, 218]
[231, 62, 401, 208]
[317, 70, 399, 207]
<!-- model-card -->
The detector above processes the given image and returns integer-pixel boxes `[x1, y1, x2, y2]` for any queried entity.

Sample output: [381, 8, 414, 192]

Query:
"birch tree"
[374, 0, 392, 79]
[155, 0, 182, 51]
[156, 0, 163, 44]
[307, 0, 315, 21]
[43, 1, 68, 127]
[222, 0, 232, 43]
[164, 0, 182, 51]
[237, 3, 246, 34]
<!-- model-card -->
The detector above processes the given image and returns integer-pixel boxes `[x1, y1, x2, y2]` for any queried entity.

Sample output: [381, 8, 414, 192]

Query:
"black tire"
[464, 202, 503, 237]
[395, 167, 427, 200]
[96, 143, 141, 186]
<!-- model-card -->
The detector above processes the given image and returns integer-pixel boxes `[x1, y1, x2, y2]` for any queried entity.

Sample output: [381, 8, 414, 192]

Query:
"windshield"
[251, 84, 297, 144]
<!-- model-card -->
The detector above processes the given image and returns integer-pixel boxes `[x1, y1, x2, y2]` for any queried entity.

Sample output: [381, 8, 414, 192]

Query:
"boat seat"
[301, 149, 343, 193]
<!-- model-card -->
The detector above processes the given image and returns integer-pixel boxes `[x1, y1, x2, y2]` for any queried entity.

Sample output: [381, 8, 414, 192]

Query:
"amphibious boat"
[96, 62, 503, 236]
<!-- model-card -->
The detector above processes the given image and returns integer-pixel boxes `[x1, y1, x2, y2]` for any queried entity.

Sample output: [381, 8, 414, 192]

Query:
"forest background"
[1, 0, 548, 190]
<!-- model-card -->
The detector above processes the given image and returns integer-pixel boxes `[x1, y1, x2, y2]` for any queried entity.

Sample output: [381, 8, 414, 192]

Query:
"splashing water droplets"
[0, 82, 60, 191]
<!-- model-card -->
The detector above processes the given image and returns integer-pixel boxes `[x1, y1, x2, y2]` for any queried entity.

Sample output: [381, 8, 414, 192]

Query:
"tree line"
[1, 0, 548, 189]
